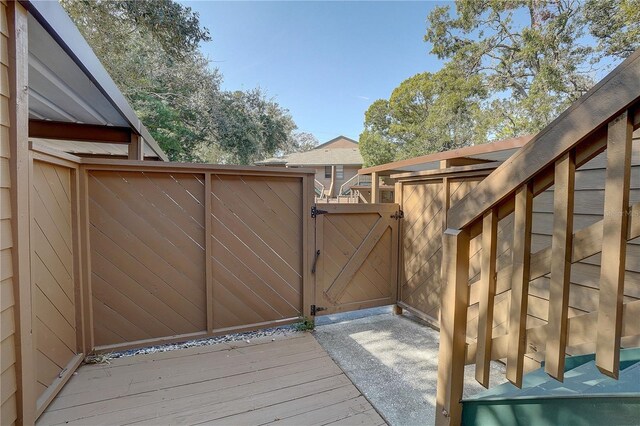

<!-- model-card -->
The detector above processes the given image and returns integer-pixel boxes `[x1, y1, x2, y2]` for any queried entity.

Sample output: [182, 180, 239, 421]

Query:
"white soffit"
[27, 14, 128, 127]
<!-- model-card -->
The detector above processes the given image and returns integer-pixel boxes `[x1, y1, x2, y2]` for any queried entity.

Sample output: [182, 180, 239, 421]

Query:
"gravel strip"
[85, 324, 303, 364]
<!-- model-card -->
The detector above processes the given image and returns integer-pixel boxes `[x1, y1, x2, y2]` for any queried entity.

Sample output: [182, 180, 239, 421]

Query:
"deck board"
[37, 333, 385, 426]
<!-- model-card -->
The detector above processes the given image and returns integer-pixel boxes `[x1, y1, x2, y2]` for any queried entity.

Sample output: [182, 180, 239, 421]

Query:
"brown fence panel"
[88, 170, 207, 347]
[83, 163, 312, 351]
[398, 177, 484, 323]
[210, 174, 303, 329]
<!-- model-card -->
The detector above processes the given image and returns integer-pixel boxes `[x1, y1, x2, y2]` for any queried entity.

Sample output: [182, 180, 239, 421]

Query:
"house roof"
[22, 1, 168, 161]
[315, 135, 358, 149]
[257, 136, 363, 167]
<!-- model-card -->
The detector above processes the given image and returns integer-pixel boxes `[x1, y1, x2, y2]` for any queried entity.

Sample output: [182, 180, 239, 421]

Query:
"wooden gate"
[30, 158, 83, 417]
[312, 203, 401, 315]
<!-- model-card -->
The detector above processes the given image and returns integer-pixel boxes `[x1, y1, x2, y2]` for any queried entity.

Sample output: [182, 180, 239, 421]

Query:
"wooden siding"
[88, 171, 207, 346]
[0, 0, 17, 423]
[31, 161, 77, 397]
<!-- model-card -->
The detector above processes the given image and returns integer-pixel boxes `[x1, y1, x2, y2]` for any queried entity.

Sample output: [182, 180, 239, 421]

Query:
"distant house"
[257, 136, 363, 198]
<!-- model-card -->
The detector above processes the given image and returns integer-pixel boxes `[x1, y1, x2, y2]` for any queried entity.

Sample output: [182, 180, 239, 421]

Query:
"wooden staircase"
[461, 348, 640, 425]
[435, 49, 640, 425]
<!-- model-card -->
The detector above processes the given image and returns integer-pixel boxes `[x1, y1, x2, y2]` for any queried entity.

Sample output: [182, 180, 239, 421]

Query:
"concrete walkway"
[314, 309, 506, 426]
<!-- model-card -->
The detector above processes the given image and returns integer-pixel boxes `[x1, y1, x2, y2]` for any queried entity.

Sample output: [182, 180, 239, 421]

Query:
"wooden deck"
[36, 333, 386, 425]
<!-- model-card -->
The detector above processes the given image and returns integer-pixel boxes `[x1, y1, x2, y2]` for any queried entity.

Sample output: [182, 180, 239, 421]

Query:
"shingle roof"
[257, 147, 363, 166]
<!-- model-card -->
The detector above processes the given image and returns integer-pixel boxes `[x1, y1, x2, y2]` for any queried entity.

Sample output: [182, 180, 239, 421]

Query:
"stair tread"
[463, 348, 640, 402]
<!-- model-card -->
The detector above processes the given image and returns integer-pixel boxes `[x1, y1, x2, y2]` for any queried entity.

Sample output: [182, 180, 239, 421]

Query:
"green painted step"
[461, 347, 640, 425]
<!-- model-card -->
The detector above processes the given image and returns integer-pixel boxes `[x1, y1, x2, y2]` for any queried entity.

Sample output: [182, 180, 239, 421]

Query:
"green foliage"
[359, 131, 397, 168]
[61, 0, 297, 163]
[585, 0, 640, 59]
[360, 66, 488, 164]
[216, 89, 296, 165]
[294, 317, 315, 332]
[362, 0, 639, 166]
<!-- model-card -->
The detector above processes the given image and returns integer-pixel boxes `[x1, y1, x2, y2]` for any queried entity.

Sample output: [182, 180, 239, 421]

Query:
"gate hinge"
[310, 304, 327, 315]
[391, 210, 404, 220]
[311, 205, 328, 218]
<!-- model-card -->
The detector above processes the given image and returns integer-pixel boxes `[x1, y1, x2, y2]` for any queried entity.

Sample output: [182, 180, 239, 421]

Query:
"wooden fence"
[17, 143, 316, 417]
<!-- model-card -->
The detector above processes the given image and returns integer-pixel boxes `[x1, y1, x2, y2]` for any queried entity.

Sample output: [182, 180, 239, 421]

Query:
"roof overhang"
[358, 135, 533, 175]
[20, 0, 168, 161]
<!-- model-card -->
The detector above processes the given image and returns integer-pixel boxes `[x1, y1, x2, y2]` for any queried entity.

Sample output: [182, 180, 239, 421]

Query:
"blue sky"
[182, 1, 445, 143]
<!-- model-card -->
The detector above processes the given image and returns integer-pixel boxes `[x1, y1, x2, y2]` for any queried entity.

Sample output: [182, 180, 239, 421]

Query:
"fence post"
[205, 172, 213, 334]
[436, 228, 470, 425]
[302, 174, 315, 321]
[7, 2, 36, 423]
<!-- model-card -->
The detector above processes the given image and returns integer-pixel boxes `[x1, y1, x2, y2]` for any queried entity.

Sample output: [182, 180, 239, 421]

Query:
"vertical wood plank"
[371, 172, 379, 203]
[78, 168, 94, 354]
[436, 228, 469, 426]
[128, 134, 143, 161]
[506, 183, 533, 387]
[393, 181, 403, 313]
[205, 173, 213, 333]
[545, 151, 575, 380]
[475, 208, 498, 387]
[442, 178, 451, 236]
[302, 175, 314, 320]
[314, 211, 324, 316]
[70, 166, 85, 354]
[7, 2, 35, 423]
[596, 110, 633, 378]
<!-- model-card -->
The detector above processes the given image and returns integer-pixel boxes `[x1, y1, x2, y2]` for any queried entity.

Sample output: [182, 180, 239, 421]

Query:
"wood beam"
[506, 182, 533, 387]
[371, 172, 379, 203]
[596, 109, 633, 378]
[127, 134, 143, 160]
[475, 208, 498, 387]
[545, 151, 576, 380]
[8, 2, 36, 423]
[29, 119, 132, 143]
[436, 228, 470, 425]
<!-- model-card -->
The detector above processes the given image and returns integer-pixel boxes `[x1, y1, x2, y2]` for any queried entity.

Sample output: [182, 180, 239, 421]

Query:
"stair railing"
[339, 173, 372, 196]
[436, 49, 640, 425]
[314, 179, 325, 199]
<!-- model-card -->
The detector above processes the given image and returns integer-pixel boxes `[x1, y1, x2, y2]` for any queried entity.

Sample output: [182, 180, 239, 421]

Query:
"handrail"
[314, 179, 325, 199]
[436, 48, 640, 426]
[339, 173, 371, 196]
[447, 49, 640, 232]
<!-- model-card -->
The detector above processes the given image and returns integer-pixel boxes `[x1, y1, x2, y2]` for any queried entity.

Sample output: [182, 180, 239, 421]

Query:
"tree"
[281, 132, 319, 155]
[62, 0, 299, 164]
[216, 89, 297, 165]
[62, 0, 220, 161]
[359, 66, 487, 165]
[584, 0, 640, 59]
[360, 0, 639, 167]
[424, 0, 639, 138]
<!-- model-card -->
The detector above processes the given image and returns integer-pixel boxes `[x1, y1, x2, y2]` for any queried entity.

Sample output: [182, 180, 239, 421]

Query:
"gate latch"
[311, 206, 328, 218]
[310, 304, 327, 316]
[311, 250, 321, 274]
[391, 210, 404, 220]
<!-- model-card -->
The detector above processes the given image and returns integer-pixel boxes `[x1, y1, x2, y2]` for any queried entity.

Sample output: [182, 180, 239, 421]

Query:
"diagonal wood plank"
[325, 216, 390, 303]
